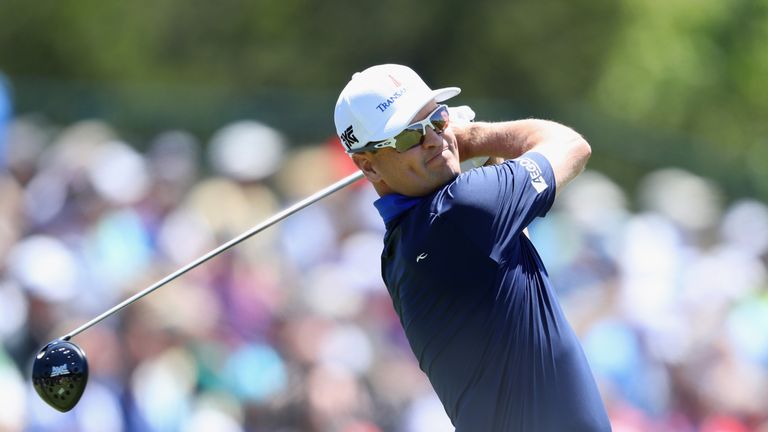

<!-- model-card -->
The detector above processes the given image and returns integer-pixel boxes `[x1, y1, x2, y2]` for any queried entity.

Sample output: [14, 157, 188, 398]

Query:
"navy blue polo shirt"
[375, 152, 611, 432]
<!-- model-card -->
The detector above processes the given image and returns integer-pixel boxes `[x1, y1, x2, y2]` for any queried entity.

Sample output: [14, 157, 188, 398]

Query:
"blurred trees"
[0, 0, 766, 199]
[589, 0, 768, 199]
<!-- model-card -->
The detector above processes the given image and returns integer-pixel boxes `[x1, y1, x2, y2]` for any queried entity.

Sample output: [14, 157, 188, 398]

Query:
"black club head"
[31, 339, 89, 412]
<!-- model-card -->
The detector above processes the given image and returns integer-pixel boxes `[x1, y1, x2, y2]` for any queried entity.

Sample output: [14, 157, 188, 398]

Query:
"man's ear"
[352, 153, 382, 183]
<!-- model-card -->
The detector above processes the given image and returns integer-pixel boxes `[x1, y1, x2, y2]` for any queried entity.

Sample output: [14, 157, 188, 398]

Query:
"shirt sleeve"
[436, 151, 556, 261]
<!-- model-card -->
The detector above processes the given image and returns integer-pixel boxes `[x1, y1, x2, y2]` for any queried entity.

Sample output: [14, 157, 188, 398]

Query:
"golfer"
[334, 64, 611, 431]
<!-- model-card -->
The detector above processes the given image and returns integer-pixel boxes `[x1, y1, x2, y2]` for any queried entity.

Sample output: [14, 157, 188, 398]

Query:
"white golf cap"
[334, 64, 460, 153]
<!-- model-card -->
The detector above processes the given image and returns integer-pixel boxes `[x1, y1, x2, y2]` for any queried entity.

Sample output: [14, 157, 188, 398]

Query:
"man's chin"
[435, 164, 462, 184]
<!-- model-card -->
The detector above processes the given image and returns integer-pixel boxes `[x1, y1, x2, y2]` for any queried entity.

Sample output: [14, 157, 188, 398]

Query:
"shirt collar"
[373, 193, 424, 224]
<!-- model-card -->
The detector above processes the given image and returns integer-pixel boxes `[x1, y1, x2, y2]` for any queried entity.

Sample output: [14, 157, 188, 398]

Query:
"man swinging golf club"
[335, 64, 612, 431]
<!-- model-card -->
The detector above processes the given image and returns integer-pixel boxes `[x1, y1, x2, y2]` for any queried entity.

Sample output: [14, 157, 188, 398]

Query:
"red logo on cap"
[389, 74, 402, 87]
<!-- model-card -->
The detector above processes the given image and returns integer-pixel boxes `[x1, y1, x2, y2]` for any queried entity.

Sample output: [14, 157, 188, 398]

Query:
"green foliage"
[588, 0, 768, 198]
[0, 0, 765, 198]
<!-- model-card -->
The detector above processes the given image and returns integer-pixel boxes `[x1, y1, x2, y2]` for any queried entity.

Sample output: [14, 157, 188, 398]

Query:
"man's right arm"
[454, 120, 591, 196]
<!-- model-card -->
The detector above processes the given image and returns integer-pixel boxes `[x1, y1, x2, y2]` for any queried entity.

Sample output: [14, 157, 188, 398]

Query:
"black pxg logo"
[340, 125, 359, 151]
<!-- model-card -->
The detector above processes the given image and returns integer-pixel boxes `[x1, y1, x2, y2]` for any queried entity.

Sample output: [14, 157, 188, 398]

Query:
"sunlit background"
[1, 1, 767, 431]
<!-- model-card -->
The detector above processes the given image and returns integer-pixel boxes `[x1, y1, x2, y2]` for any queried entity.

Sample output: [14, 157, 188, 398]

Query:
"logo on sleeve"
[340, 125, 359, 150]
[519, 157, 549, 193]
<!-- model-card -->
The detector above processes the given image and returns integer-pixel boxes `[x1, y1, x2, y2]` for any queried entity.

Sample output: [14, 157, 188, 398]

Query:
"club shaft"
[63, 170, 365, 341]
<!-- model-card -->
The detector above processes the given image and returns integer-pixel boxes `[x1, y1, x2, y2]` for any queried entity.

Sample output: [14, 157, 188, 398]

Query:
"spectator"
[0, 72, 11, 169]
[1, 115, 766, 431]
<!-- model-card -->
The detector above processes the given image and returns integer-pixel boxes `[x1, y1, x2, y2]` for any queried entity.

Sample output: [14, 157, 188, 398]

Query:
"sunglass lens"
[430, 107, 449, 132]
[392, 106, 450, 153]
[394, 129, 424, 152]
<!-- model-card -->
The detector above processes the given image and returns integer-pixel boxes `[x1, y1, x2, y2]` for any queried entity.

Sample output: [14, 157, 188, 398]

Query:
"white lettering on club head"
[50, 364, 71, 377]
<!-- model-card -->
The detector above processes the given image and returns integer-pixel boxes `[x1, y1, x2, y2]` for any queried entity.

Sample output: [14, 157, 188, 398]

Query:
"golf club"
[32, 170, 365, 412]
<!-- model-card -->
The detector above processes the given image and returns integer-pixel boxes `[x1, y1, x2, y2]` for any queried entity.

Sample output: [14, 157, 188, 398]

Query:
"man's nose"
[421, 126, 442, 148]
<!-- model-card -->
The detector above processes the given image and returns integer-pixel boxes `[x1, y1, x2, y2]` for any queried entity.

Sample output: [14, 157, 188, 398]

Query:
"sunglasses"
[348, 104, 450, 154]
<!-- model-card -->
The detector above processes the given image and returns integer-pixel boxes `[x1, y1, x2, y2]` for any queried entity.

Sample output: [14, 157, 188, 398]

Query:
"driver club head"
[31, 339, 89, 412]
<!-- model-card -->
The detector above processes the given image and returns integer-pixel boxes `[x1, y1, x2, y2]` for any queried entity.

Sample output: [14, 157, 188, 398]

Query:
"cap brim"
[433, 87, 461, 103]
[370, 86, 462, 142]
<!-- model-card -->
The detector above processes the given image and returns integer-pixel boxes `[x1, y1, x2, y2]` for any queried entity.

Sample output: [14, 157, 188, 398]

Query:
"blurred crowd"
[0, 96, 767, 431]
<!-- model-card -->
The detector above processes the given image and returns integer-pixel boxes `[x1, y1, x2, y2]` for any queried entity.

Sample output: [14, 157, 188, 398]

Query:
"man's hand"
[449, 105, 493, 171]
[448, 105, 476, 125]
